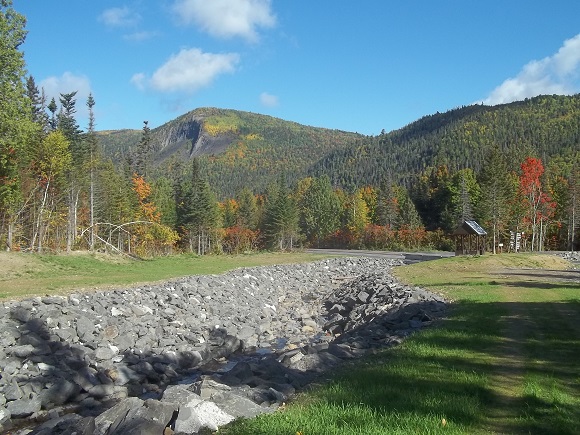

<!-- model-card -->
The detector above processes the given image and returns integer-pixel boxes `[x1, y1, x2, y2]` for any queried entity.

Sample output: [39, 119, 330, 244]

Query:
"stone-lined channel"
[0, 257, 448, 434]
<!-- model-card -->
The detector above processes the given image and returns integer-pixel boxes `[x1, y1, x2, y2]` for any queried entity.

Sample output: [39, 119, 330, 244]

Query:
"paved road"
[306, 249, 454, 263]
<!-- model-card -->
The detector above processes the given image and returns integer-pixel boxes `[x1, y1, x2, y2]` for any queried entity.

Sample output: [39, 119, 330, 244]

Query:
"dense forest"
[311, 95, 580, 190]
[98, 107, 364, 198]
[1, 1, 579, 256]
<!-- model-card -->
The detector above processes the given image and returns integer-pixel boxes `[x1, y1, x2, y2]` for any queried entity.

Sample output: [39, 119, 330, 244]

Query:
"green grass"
[0, 251, 328, 300]
[2, 251, 578, 433]
[216, 254, 580, 435]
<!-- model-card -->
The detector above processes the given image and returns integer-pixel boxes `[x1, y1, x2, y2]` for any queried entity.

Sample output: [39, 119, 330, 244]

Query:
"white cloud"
[39, 72, 92, 105]
[172, 0, 276, 42]
[483, 33, 580, 105]
[260, 92, 279, 107]
[130, 73, 147, 91]
[39, 72, 92, 121]
[131, 48, 240, 93]
[99, 7, 141, 28]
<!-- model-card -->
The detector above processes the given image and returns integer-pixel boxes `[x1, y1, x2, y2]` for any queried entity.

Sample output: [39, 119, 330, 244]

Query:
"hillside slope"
[97, 95, 580, 196]
[99, 107, 364, 197]
[311, 94, 580, 189]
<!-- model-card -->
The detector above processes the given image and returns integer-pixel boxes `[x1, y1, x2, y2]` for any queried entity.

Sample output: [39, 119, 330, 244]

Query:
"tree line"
[1, 1, 578, 256]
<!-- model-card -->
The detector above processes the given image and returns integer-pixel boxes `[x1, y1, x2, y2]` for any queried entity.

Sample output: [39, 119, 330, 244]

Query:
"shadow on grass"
[429, 280, 580, 291]
[3, 296, 580, 435]
[308, 299, 580, 435]
[494, 269, 580, 282]
[503, 281, 580, 290]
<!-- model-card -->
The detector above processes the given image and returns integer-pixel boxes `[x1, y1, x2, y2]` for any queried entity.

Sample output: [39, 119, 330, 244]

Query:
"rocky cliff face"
[153, 113, 235, 164]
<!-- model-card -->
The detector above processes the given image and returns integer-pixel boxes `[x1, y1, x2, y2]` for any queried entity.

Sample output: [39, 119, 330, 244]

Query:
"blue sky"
[15, 0, 580, 135]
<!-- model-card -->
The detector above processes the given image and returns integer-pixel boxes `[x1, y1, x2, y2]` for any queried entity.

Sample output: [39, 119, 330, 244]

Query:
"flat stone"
[39, 379, 78, 407]
[10, 306, 31, 323]
[161, 385, 202, 405]
[0, 407, 11, 427]
[94, 397, 143, 435]
[10, 344, 35, 358]
[95, 346, 117, 360]
[213, 391, 273, 419]
[76, 316, 95, 341]
[6, 396, 42, 418]
[4, 380, 23, 401]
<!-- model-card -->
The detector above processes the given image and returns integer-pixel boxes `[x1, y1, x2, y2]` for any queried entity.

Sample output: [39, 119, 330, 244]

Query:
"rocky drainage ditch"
[0, 257, 448, 434]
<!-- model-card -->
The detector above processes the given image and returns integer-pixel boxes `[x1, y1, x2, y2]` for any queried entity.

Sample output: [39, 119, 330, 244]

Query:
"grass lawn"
[0, 251, 328, 300]
[217, 254, 580, 435]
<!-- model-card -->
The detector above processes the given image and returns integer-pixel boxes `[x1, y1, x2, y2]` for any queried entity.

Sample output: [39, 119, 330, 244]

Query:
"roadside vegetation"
[216, 253, 580, 435]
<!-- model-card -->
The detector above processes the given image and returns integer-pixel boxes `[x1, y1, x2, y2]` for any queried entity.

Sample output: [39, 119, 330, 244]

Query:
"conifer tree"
[86, 93, 99, 250]
[450, 168, 480, 225]
[58, 92, 83, 161]
[47, 97, 57, 131]
[236, 187, 258, 230]
[26, 76, 48, 129]
[477, 146, 511, 253]
[133, 121, 152, 178]
[264, 177, 300, 250]
[299, 175, 340, 247]
[0, 0, 36, 250]
[178, 158, 219, 254]
[151, 177, 177, 228]
[376, 175, 399, 228]
[55, 91, 84, 251]
[397, 188, 422, 229]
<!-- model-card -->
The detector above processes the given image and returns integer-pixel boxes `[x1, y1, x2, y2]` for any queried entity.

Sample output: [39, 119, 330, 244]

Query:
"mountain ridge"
[97, 95, 580, 197]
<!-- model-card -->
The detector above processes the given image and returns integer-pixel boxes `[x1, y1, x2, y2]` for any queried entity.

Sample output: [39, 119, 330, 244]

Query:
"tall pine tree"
[299, 175, 341, 247]
[177, 158, 219, 254]
[0, 1, 36, 250]
[477, 146, 512, 253]
[263, 176, 300, 250]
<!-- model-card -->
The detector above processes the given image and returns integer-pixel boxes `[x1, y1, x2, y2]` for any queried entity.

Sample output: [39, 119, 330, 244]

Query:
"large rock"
[174, 400, 234, 434]
[6, 396, 41, 418]
[39, 379, 79, 407]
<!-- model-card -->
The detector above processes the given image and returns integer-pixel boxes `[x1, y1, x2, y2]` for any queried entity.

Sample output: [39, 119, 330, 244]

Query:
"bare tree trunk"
[7, 221, 13, 251]
[90, 169, 95, 251]
[32, 181, 50, 252]
[571, 185, 577, 251]
[67, 189, 73, 252]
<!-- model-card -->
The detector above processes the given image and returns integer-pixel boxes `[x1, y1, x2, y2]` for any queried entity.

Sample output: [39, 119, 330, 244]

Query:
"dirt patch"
[485, 302, 530, 434]
[0, 252, 49, 280]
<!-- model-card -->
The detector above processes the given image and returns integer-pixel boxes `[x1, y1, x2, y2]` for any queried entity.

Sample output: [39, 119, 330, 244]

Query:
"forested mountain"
[98, 95, 579, 197]
[3, 0, 577, 256]
[97, 129, 141, 160]
[310, 94, 580, 190]
[98, 107, 363, 197]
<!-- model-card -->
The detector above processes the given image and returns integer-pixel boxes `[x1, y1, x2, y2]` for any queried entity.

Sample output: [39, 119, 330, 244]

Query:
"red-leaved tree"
[519, 157, 556, 251]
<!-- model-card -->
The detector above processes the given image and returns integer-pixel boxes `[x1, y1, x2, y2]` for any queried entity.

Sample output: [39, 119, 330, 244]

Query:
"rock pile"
[0, 257, 448, 434]
[558, 251, 580, 265]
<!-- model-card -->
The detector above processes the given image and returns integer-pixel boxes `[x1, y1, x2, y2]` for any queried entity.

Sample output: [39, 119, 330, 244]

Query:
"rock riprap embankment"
[0, 257, 448, 434]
